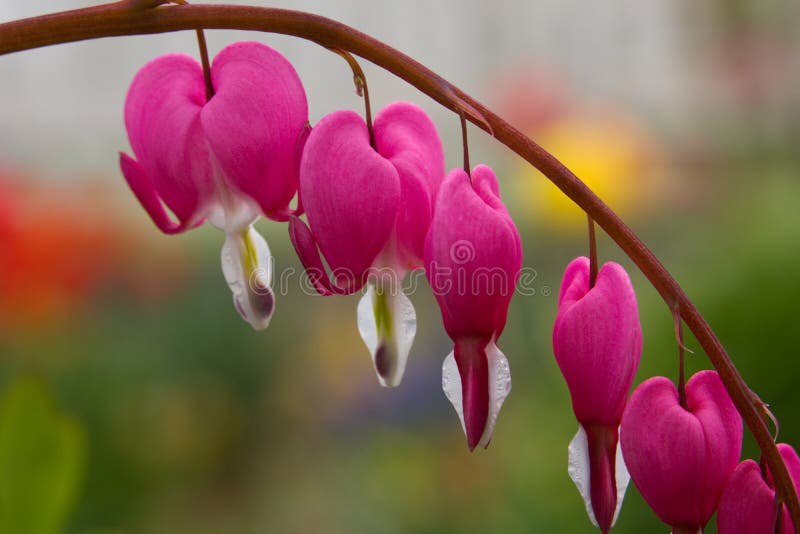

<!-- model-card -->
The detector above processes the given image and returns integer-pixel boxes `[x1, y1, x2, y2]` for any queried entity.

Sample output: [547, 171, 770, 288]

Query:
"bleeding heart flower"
[621, 370, 743, 533]
[424, 165, 522, 451]
[553, 256, 641, 532]
[120, 41, 308, 330]
[717, 443, 800, 534]
[289, 102, 444, 387]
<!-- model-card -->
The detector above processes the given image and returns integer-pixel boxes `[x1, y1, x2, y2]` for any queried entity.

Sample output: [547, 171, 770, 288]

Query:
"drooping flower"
[717, 443, 800, 534]
[120, 41, 308, 330]
[553, 256, 641, 532]
[289, 102, 444, 387]
[424, 165, 522, 451]
[621, 370, 743, 532]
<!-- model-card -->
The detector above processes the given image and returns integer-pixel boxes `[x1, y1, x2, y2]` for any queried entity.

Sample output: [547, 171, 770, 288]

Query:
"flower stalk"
[195, 28, 214, 100]
[329, 48, 374, 147]
[162, 0, 215, 99]
[674, 310, 688, 409]
[459, 109, 470, 176]
[0, 2, 797, 526]
[587, 214, 598, 289]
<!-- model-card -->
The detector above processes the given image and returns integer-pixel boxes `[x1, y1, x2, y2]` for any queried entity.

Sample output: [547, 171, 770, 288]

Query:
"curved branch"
[1, 2, 797, 525]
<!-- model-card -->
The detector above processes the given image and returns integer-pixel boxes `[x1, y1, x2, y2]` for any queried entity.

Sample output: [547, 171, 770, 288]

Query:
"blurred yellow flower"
[510, 114, 661, 234]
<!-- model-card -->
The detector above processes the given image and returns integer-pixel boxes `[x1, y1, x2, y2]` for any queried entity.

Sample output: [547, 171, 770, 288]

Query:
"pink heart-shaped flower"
[425, 165, 522, 451]
[621, 370, 742, 531]
[717, 443, 800, 534]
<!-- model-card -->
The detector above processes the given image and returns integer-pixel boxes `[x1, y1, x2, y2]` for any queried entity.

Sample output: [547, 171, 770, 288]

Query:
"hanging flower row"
[120, 40, 521, 451]
[553, 256, 800, 533]
[119, 38, 800, 532]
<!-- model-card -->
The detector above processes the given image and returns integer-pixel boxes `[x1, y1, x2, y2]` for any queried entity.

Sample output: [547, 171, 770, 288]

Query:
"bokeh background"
[1, 1, 799, 532]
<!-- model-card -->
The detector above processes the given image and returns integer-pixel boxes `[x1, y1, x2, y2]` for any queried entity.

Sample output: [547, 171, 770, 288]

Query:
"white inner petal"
[613, 431, 631, 525]
[220, 225, 274, 331]
[205, 148, 260, 233]
[356, 282, 417, 387]
[441, 340, 511, 449]
[567, 425, 630, 528]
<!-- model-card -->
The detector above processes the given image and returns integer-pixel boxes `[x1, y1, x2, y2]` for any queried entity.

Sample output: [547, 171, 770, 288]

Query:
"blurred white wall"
[0, 0, 694, 177]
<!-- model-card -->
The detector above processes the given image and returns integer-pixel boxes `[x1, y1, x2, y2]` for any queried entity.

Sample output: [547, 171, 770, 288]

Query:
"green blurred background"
[1, 0, 799, 532]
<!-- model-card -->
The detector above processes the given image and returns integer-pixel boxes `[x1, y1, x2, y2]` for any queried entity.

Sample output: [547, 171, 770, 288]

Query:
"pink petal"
[424, 167, 521, 339]
[287, 215, 336, 296]
[472, 164, 522, 271]
[719, 444, 800, 534]
[585, 424, 623, 533]
[558, 256, 591, 305]
[201, 41, 308, 221]
[718, 460, 785, 534]
[119, 153, 201, 234]
[620, 377, 706, 528]
[770, 444, 800, 533]
[688, 370, 745, 521]
[779, 443, 800, 489]
[374, 102, 444, 268]
[299, 110, 401, 292]
[123, 53, 215, 228]
[469, 165, 522, 336]
[620, 371, 742, 530]
[454, 337, 490, 451]
[766, 444, 800, 493]
[291, 121, 312, 217]
[553, 257, 641, 425]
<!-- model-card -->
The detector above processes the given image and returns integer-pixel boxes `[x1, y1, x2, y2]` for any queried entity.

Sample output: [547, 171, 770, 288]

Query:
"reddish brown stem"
[585, 424, 619, 534]
[0, 2, 797, 527]
[459, 109, 471, 176]
[587, 215, 598, 289]
[166, 1, 214, 99]
[195, 29, 214, 100]
[329, 48, 374, 147]
[672, 307, 688, 409]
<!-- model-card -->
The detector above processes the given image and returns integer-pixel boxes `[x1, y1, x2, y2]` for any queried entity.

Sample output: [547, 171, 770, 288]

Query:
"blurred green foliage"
[0, 378, 85, 534]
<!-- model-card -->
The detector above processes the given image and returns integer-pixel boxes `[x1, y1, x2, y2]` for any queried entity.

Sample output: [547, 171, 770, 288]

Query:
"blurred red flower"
[0, 169, 185, 330]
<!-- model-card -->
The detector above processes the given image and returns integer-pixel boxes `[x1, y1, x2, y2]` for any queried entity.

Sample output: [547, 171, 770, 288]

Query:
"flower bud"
[553, 256, 641, 532]
[424, 165, 522, 450]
